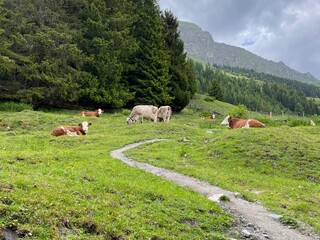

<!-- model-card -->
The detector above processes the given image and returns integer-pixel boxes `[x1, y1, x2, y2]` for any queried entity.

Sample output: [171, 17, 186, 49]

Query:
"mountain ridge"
[178, 21, 319, 85]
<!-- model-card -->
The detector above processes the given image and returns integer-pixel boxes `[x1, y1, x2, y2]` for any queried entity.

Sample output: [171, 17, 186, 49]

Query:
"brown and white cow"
[80, 109, 103, 117]
[51, 121, 92, 136]
[220, 115, 231, 126]
[202, 114, 216, 120]
[127, 105, 158, 125]
[155, 106, 172, 122]
[227, 116, 265, 129]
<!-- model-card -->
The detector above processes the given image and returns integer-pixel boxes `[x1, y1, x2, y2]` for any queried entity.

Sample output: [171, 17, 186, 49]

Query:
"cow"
[155, 106, 172, 122]
[220, 115, 230, 126]
[127, 105, 158, 125]
[80, 109, 103, 117]
[227, 116, 265, 129]
[202, 114, 215, 120]
[51, 121, 92, 136]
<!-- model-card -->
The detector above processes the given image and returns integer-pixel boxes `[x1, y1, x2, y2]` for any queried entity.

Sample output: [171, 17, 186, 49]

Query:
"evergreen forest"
[0, 0, 196, 111]
[194, 62, 320, 116]
[0, 0, 319, 116]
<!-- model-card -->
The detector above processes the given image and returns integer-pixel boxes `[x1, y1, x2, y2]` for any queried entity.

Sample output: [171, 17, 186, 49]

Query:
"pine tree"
[161, 10, 196, 111]
[208, 80, 223, 101]
[78, 0, 136, 108]
[126, 0, 171, 106]
[1, 0, 86, 108]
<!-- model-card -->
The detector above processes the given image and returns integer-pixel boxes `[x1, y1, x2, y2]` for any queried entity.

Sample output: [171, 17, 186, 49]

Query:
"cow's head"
[79, 121, 92, 134]
[220, 115, 230, 126]
[127, 117, 135, 125]
[97, 109, 103, 116]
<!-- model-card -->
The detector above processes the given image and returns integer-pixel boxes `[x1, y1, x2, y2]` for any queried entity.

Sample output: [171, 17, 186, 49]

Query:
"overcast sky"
[158, 0, 320, 80]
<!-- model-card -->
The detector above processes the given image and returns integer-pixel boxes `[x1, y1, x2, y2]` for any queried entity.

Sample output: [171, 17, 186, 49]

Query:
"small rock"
[247, 222, 254, 228]
[234, 192, 241, 198]
[178, 137, 190, 142]
[242, 229, 251, 238]
[269, 214, 282, 220]
[208, 193, 224, 203]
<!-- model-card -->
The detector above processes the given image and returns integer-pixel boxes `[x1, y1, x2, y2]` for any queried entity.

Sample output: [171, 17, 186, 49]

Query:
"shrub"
[227, 104, 248, 119]
[122, 109, 131, 116]
[219, 195, 230, 202]
[0, 102, 33, 112]
[204, 96, 215, 102]
[280, 216, 299, 229]
[287, 118, 310, 127]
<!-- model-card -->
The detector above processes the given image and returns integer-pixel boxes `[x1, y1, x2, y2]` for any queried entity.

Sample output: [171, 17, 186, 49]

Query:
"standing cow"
[155, 106, 172, 122]
[127, 105, 158, 125]
[51, 121, 92, 136]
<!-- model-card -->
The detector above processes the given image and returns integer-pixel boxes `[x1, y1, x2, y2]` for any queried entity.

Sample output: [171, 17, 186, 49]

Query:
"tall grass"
[0, 102, 33, 112]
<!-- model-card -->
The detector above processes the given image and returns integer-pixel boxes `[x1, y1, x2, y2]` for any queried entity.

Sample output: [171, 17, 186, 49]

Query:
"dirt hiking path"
[110, 139, 319, 240]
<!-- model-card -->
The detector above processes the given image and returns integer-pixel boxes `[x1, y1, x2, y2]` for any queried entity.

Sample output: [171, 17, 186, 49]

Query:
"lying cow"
[51, 121, 92, 136]
[220, 115, 230, 126]
[127, 105, 158, 125]
[80, 109, 103, 117]
[155, 106, 172, 122]
[227, 116, 265, 129]
[202, 114, 215, 120]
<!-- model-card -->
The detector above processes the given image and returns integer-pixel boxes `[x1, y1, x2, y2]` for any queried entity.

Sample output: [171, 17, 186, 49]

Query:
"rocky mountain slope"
[179, 21, 319, 85]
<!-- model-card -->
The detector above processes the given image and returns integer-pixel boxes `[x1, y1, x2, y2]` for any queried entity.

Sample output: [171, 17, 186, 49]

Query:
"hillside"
[0, 101, 320, 239]
[179, 21, 320, 85]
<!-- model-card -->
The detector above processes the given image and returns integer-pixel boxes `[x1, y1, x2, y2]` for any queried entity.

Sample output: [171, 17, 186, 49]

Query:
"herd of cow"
[51, 105, 266, 137]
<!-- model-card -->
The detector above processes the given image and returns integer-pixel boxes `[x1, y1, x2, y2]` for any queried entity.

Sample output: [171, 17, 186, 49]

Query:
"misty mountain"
[178, 21, 319, 85]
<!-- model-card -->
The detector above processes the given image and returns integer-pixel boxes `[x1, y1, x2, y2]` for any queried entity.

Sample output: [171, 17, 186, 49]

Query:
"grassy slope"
[0, 108, 232, 239]
[0, 96, 319, 238]
[127, 96, 320, 235]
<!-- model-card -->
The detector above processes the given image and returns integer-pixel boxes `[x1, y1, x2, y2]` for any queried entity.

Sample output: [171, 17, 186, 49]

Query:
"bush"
[287, 118, 310, 127]
[204, 96, 215, 102]
[227, 104, 248, 119]
[0, 102, 33, 112]
[280, 216, 299, 229]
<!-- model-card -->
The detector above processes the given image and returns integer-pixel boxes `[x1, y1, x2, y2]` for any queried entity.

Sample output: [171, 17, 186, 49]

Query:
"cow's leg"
[243, 120, 250, 128]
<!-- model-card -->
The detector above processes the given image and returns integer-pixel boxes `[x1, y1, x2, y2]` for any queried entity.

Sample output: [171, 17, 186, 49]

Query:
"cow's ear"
[78, 123, 82, 126]
[89, 122, 92, 126]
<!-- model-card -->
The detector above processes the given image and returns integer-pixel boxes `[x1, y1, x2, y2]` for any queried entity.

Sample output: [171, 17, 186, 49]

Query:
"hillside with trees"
[179, 21, 320, 86]
[194, 62, 320, 116]
[1, 0, 320, 116]
[0, 0, 196, 111]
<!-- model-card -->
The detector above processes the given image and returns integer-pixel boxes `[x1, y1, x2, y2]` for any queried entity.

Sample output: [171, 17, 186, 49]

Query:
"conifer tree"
[1, 0, 85, 108]
[78, 0, 136, 108]
[126, 0, 171, 106]
[161, 10, 196, 111]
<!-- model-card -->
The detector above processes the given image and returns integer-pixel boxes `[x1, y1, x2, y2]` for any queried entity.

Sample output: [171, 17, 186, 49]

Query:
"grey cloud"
[158, 0, 320, 79]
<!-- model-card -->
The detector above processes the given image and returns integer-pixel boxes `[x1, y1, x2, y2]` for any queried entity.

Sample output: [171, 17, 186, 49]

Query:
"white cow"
[127, 105, 158, 125]
[155, 106, 172, 122]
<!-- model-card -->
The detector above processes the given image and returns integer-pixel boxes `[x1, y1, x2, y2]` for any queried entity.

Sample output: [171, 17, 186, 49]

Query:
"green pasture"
[0, 99, 319, 239]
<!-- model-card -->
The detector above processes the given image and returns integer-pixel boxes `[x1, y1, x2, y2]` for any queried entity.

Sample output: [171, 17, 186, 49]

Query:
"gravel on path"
[110, 139, 319, 240]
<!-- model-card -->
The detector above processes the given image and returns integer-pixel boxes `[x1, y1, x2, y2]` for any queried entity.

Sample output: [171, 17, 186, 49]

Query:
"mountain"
[178, 21, 320, 85]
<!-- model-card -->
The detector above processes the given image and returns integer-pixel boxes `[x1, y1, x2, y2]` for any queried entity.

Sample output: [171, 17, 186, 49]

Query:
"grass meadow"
[0, 97, 320, 239]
